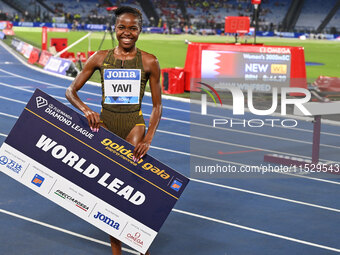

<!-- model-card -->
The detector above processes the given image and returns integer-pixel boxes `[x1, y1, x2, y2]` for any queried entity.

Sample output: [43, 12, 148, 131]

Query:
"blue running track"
[1, 40, 340, 255]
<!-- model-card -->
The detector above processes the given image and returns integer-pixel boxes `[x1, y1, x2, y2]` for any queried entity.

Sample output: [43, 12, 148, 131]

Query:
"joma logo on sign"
[106, 70, 137, 79]
[201, 87, 312, 116]
[94, 211, 120, 230]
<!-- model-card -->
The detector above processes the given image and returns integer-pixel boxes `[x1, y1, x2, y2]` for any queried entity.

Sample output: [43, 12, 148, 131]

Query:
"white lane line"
[2, 85, 317, 149]
[0, 106, 333, 162]
[0, 128, 339, 186]
[1, 67, 340, 139]
[1, 63, 339, 137]
[0, 112, 19, 119]
[0, 95, 26, 104]
[0, 68, 100, 97]
[143, 102, 340, 136]
[66, 93, 340, 151]
[0, 82, 69, 102]
[0, 131, 340, 213]
[2, 206, 340, 254]
[190, 178, 340, 213]
[0, 109, 338, 167]
[1, 89, 340, 178]
[0, 109, 337, 164]
[154, 115, 340, 150]
[156, 129, 313, 161]
[150, 145, 340, 185]
[172, 209, 340, 253]
[0, 40, 96, 87]
[0, 209, 139, 254]
[1, 39, 340, 134]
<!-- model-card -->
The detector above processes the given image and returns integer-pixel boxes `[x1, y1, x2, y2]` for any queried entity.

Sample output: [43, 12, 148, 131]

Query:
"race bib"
[103, 69, 141, 104]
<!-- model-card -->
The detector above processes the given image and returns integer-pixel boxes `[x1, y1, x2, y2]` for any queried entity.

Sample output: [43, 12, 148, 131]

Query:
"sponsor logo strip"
[0, 143, 157, 253]
[54, 189, 89, 212]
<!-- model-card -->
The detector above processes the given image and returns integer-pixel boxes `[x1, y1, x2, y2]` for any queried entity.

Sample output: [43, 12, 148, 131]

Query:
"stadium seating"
[260, 0, 291, 29]
[152, 0, 183, 26]
[120, 2, 149, 25]
[184, 0, 292, 32]
[326, 7, 340, 31]
[295, 0, 338, 31]
[0, 1, 19, 20]
[2, 0, 340, 34]
[43, 0, 108, 22]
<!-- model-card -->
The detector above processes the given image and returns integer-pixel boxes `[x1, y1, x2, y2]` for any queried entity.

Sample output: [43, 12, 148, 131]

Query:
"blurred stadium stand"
[295, 0, 338, 32]
[0, 0, 340, 34]
[0, 1, 17, 20]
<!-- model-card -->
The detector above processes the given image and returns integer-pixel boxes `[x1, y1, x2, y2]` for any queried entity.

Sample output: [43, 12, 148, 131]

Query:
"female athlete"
[66, 6, 162, 255]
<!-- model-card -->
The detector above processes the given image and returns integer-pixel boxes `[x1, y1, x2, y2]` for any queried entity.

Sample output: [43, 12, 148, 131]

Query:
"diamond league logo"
[36, 96, 48, 108]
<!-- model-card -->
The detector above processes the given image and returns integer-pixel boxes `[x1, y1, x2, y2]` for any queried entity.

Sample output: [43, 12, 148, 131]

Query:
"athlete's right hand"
[83, 109, 101, 132]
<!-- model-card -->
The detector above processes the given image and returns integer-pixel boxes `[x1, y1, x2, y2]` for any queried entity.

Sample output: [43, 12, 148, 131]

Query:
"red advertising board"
[0, 21, 12, 29]
[2, 29, 14, 36]
[38, 50, 53, 66]
[0, 21, 14, 35]
[161, 68, 185, 94]
[184, 42, 307, 91]
[28, 48, 41, 64]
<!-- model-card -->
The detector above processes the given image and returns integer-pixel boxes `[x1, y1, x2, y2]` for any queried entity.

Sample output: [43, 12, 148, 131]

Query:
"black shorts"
[100, 108, 145, 139]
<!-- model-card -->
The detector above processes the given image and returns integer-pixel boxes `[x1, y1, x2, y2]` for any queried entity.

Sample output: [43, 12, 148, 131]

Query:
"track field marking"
[0, 209, 139, 254]
[0, 112, 19, 119]
[217, 149, 262, 154]
[1, 39, 340, 135]
[1, 207, 340, 254]
[0, 82, 72, 102]
[0, 95, 27, 104]
[141, 102, 340, 137]
[1, 128, 340, 211]
[0, 68, 100, 97]
[155, 130, 336, 163]
[190, 178, 340, 213]
[1, 41, 340, 254]
[1, 109, 338, 166]
[2, 62, 340, 137]
[150, 145, 340, 185]
[172, 209, 340, 253]
[0, 127, 339, 186]
[1, 92, 340, 166]
[0, 65, 339, 137]
[154, 115, 340, 150]
[1, 86, 340, 166]
[1, 82, 339, 151]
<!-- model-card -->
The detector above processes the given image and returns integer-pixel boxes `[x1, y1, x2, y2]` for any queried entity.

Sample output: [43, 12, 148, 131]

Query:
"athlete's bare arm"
[133, 51, 162, 160]
[65, 51, 108, 131]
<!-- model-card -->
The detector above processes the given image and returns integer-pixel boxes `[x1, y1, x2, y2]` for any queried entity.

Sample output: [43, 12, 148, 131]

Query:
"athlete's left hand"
[133, 140, 150, 162]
